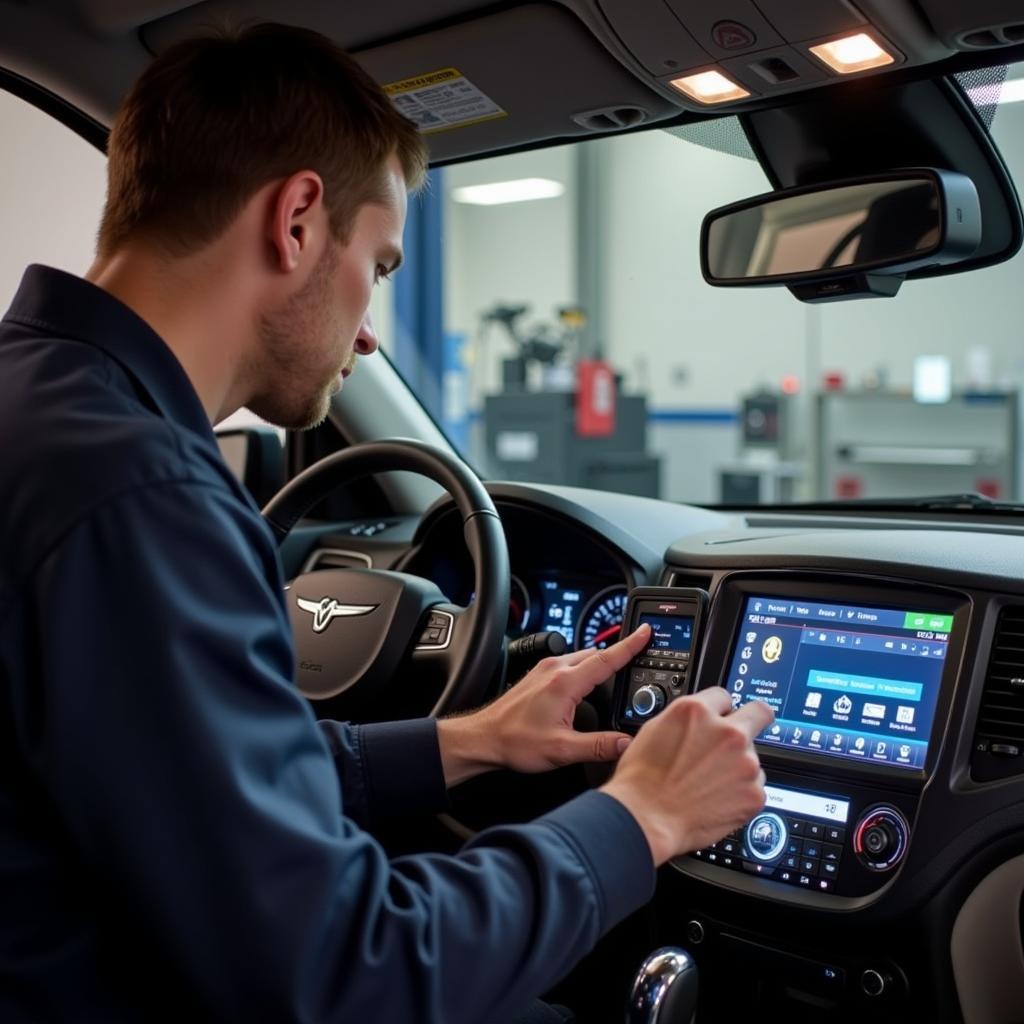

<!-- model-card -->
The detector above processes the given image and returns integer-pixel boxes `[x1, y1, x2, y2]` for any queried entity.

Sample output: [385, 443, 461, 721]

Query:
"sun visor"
[140, 3, 678, 163]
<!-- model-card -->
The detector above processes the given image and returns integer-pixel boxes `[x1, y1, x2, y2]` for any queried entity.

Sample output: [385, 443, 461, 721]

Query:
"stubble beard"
[249, 244, 343, 431]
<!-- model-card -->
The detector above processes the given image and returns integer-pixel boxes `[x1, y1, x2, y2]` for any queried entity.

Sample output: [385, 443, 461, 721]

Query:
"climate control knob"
[632, 684, 666, 718]
[854, 806, 909, 872]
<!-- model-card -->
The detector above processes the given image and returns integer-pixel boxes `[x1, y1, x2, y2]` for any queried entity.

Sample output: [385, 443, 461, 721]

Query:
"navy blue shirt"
[0, 266, 655, 1022]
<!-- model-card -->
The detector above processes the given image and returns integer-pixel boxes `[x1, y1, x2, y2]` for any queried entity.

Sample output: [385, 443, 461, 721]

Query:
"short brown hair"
[98, 23, 428, 256]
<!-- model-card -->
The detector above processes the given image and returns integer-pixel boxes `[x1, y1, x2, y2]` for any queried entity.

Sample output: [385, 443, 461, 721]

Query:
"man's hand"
[600, 688, 774, 866]
[436, 625, 652, 787]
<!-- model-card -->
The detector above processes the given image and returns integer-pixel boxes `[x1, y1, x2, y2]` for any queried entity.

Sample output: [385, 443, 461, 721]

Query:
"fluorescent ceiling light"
[669, 70, 751, 105]
[810, 33, 895, 74]
[969, 78, 1024, 105]
[451, 178, 565, 206]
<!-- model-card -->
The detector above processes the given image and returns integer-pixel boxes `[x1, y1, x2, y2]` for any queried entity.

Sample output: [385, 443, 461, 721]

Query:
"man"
[0, 24, 773, 1023]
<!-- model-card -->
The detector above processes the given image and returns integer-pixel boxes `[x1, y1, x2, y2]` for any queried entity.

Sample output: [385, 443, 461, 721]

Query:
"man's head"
[98, 24, 427, 427]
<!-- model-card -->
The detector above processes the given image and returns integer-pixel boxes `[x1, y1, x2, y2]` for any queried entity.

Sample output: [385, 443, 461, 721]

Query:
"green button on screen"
[903, 612, 954, 632]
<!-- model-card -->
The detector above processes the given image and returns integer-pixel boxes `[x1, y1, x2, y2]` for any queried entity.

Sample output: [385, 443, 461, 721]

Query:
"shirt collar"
[3, 264, 215, 443]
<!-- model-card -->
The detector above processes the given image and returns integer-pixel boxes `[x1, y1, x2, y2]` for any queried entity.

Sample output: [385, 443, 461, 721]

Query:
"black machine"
[612, 586, 710, 732]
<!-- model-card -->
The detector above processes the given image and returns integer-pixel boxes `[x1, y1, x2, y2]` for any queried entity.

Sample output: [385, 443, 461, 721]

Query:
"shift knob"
[626, 947, 698, 1024]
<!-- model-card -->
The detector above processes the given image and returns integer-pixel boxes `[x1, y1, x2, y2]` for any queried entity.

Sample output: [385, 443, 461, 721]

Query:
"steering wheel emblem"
[296, 597, 378, 633]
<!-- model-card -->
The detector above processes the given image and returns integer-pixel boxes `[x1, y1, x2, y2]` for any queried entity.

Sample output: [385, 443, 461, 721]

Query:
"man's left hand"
[436, 624, 652, 787]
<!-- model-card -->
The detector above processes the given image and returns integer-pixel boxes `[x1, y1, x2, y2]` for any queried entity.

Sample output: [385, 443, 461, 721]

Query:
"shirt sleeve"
[29, 480, 655, 1023]
[316, 718, 449, 825]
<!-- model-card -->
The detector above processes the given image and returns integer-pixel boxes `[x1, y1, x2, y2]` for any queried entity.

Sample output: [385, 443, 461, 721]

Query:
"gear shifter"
[626, 948, 698, 1024]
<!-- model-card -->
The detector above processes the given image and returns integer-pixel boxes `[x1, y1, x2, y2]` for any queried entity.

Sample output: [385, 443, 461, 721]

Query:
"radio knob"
[854, 806, 909, 872]
[632, 684, 666, 717]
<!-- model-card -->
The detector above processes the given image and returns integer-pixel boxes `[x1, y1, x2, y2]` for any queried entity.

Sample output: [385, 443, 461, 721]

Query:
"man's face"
[250, 154, 408, 429]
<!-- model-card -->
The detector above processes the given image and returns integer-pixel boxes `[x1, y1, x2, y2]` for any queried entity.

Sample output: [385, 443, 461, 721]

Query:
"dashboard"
[291, 483, 1024, 1024]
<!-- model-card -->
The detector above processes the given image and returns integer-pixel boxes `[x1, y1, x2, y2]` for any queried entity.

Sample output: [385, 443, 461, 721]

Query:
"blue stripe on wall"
[467, 407, 737, 424]
[648, 409, 738, 424]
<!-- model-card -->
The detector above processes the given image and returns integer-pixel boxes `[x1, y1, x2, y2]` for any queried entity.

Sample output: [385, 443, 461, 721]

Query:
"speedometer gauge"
[577, 586, 628, 650]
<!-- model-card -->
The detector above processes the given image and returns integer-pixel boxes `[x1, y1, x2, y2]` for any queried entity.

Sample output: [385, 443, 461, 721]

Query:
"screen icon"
[792, 728, 803, 741]
[734, 680, 745, 692]
[863, 702, 886, 719]
[819, 633, 827, 642]
[741, 646, 753, 660]
[762, 636, 783, 663]
[833, 695, 853, 715]
[899, 744, 912, 759]
[738, 663, 749, 676]
[805, 692, 822, 710]
[896, 706, 915, 724]
[746, 631, 757, 644]
[854, 737, 866, 751]
[810, 730, 822, 744]
[874, 741, 888, 757]
[830, 733, 844, 749]
[754, 602, 763, 612]
[770, 724, 782, 737]
[884, 641, 894, 649]
[731, 692, 742, 709]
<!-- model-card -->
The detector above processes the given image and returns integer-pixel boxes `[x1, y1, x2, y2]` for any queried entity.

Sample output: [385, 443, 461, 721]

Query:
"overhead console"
[595, 0, 952, 110]
[672, 573, 970, 907]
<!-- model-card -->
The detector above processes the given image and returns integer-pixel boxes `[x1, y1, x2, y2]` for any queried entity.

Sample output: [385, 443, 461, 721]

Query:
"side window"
[0, 88, 106, 308]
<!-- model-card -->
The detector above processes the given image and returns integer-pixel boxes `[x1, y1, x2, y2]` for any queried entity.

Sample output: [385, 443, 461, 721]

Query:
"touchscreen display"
[638, 612, 694, 656]
[725, 596, 953, 770]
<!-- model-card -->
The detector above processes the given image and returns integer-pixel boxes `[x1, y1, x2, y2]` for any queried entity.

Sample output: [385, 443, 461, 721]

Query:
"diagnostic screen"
[638, 612, 694, 656]
[726, 596, 953, 770]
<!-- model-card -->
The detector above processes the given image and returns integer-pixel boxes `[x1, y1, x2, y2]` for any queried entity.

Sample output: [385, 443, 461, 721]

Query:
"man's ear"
[269, 171, 326, 273]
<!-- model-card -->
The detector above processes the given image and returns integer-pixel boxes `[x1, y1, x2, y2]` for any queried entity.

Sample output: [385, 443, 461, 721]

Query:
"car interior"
[5, 1, 1024, 1021]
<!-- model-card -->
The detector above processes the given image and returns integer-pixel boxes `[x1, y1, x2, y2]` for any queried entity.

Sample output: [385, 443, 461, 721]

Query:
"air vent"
[971, 606, 1024, 783]
[665, 571, 714, 593]
[300, 548, 373, 574]
[572, 105, 649, 131]
[958, 23, 1024, 48]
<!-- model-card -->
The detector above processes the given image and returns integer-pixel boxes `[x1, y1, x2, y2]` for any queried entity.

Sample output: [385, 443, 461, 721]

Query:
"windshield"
[376, 62, 1024, 508]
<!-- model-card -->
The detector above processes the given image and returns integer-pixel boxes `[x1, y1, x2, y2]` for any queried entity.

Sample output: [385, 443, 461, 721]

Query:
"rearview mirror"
[701, 169, 981, 302]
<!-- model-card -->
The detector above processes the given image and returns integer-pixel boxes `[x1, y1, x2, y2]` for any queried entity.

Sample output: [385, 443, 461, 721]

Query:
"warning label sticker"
[384, 67, 507, 134]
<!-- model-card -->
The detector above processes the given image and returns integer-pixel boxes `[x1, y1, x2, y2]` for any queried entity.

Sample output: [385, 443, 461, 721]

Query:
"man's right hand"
[600, 689, 774, 866]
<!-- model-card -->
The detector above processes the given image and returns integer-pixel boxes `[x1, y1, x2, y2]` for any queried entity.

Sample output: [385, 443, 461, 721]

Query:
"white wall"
[0, 90, 106, 308]
[443, 147, 576, 400]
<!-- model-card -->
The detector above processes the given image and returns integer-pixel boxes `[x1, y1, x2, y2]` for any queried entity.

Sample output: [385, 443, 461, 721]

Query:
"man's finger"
[563, 624, 651, 699]
[559, 647, 603, 668]
[689, 687, 734, 716]
[729, 697, 775, 740]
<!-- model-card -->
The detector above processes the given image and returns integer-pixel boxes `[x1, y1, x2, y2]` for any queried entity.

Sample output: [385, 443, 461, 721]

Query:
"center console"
[615, 572, 969, 908]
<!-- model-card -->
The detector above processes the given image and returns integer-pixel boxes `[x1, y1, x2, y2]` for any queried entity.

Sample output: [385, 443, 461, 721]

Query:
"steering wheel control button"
[631, 684, 666, 717]
[745, 812, 788, 862]
[854, 806, 909, 872]
[417, 610, 454, 650]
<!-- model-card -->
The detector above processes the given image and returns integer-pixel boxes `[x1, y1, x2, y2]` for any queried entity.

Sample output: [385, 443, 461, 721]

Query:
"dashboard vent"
[666, 571, 714, 593]
[971, 606, 1024, 783]
[301, 548, 373, 573]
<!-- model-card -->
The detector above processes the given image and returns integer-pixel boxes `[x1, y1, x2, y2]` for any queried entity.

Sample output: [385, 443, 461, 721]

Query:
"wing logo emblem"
[296, 597, 378, 633]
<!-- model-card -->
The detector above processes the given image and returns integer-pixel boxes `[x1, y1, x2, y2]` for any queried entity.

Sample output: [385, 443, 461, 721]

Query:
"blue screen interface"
[726, 596, 953, 770]
[638, 613, 694, 655]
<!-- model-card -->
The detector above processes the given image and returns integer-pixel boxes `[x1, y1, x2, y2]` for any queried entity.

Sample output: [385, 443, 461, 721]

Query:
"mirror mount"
[789, 272, 904, 303]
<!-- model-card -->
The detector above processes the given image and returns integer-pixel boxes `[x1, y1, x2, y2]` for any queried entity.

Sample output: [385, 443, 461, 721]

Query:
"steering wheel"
[261, 438, 510, 718]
